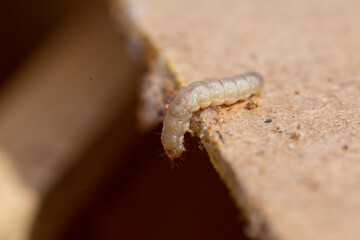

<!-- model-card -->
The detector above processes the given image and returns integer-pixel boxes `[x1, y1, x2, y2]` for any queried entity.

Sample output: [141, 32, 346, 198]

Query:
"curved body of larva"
[161, 72, 263, 162]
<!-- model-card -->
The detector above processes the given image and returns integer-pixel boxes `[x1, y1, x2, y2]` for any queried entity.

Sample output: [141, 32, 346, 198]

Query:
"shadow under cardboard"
[31, 121, 248, 240]
[61, 129, 248, 240]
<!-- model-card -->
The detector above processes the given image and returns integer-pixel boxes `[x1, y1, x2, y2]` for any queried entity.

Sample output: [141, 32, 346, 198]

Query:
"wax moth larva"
[161, 72, 264, 165]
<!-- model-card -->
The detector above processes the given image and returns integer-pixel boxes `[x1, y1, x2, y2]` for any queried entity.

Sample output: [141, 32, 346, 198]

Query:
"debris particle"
[264, 118, 273, 123]
[295, 90, 300, 95]
[250, 53, 258, 61]
[198, 144, 205, 151]
[216, 131, 224, 143]
[343, 145, 349, 150]
[86, 190, 93, 197]
[246, 100, 259, 110]
[256, 151, 265, 156]
[274, 123, 284, 132]
[290, 131, 301, 140]
[305, 178, 319, 190]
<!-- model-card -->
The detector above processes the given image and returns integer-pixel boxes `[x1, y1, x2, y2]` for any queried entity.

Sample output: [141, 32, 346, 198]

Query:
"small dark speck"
[343, 145, 349, 151]
[256, 151, 265, 156]
[86, 190, 93, 197]
[216, 131, 224, 143]
[278, 131, 283, 133]
[89, 77, 93, 81]
[264, 118, 273, 123]
[250, 53, 258, 61]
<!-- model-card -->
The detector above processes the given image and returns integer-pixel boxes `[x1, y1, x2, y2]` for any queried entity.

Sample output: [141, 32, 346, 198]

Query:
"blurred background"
[0, 0, 246, 239]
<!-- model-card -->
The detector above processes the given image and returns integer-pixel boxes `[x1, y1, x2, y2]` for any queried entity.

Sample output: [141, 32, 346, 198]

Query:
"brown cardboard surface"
[113, 0, 360, 239]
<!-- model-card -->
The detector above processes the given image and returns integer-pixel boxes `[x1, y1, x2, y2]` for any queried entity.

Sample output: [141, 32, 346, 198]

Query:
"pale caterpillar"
[161, 72, 264, 165]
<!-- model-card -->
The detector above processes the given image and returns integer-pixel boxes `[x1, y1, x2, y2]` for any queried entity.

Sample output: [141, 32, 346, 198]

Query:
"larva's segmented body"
[161, 72, 264, 163]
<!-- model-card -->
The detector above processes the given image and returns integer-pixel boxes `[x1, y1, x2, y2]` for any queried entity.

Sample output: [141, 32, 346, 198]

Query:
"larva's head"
[165, 148, 184, 166]
[172, 157, 184, 166]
